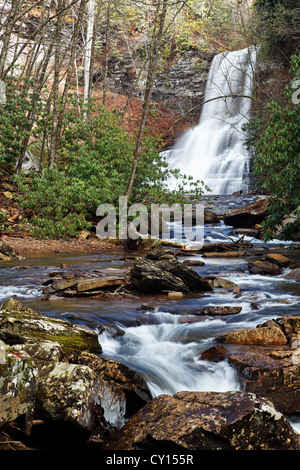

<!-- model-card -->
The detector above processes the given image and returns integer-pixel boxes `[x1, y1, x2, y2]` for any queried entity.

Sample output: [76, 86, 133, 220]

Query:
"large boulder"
[214, 316, 300, 413]
[0, 298, 101, 355]
[224, 197, 270, 228]
[129, 258, 212, 294]
[217, 325, 287, 346]
[0, 299, 141, 447]
[225, 345, 300, 414]
[35, 361, 126, 431]
[102, 391, 300, 450]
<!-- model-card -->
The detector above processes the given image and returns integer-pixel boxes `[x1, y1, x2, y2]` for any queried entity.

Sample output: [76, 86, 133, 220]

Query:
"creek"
[0, 198, 299, 433]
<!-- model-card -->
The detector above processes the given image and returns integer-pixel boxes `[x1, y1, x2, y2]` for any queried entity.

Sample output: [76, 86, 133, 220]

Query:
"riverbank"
[0, 234, 118, 254]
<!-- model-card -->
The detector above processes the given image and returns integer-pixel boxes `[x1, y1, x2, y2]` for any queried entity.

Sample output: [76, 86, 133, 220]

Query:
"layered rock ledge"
[213, 316, 300, 414]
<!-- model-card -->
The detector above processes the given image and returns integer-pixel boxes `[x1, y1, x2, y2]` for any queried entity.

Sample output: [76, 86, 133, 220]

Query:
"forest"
[0, 0, 299, 239]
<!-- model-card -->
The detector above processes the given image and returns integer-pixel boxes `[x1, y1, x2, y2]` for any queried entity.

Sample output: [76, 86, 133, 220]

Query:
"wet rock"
[203, 251, 246, 258]
[223, 196, 271, 228]
[204, 209, 220, 224]
[34, 359, 126, 433]
[182, 259, 205, 266]
[0, 298, 101, 355]
[217, 326, 287, 346]
[265, 253, 290, 267]
[168, 292, 184, 300]
[215, 316, 300, 413]
[248, 260, 282, 276]
[285, 267, 300, 279]
[102, 391, 300, 450]
[129, 258, 213, 294]
[206, 277, 238, 289]
[77, 351, 152, 417]
[194, 306, 242, 316]
[276, 316, 300, 348]
[225, 345, 300, 414]
[201, 345, 227, 362]
[0, 300, 130, 444]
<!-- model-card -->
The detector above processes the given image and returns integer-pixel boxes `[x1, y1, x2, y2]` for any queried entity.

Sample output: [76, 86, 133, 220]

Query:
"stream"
[0, 196, 300, 433]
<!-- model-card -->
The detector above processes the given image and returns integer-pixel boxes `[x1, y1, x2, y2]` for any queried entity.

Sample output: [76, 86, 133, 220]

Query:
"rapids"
[0, 211, 299, 432]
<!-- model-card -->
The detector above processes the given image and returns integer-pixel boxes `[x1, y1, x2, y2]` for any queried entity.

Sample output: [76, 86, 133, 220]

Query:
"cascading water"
[166, 46, 257, 195]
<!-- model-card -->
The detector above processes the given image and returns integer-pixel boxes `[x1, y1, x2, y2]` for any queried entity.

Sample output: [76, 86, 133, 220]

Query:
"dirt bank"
[0, 234, 119, 254]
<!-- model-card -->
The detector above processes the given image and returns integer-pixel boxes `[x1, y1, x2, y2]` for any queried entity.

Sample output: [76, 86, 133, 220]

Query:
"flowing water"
[164, 47, 257, 195]
[0, 216, 299, 431]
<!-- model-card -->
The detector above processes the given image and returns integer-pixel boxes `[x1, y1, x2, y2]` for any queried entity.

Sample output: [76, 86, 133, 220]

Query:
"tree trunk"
[125, 0, 168, 198]
[49, 0, 66, 167]
[102, 0, 112, 107]
[83, 0, 96, 113]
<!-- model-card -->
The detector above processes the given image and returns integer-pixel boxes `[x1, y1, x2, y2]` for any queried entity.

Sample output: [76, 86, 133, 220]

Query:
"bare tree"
[125, 0, 168, 198]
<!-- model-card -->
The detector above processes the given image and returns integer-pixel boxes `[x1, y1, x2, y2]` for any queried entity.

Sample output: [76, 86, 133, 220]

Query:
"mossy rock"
[0, 298, 101, 356]
[0, 241, 24, 260]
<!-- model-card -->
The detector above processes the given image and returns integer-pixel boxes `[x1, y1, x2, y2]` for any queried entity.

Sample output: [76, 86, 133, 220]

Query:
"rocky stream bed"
[0, 195, 300, 452]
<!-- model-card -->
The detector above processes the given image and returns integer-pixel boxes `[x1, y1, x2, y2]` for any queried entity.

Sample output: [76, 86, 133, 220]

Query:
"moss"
[0, 298, 101, 355]
[36, 333, 101, 355]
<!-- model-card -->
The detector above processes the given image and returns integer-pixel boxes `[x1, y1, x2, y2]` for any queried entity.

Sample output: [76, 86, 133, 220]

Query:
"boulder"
[0, 298, 101, 355]
[204, 209, 220, 224]
[129, 258, 212, 294]
[0, 342, 37, 431]
[217, 326, 287, 346]
[285, 267, 300, 279]
[248, 260, 282, 276]
[0, 240, 24, 260]
[265, 253, 290, 267]
[0, 300, 139, 446]
[225, 345, 300, 414]
[214, 316, 300, 413]
[35, 361, 125, 431]
[206, 277, 238, 289]
[102, 391, 300, 450]
[194, 306, 242, 316]
[200, 345, 227, 362]
[223, 197, 270, 228]
[182, 259, 205, 266]
[77, 351, 152, 417]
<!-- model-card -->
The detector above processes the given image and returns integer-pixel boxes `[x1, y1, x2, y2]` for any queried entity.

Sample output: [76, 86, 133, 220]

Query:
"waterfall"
[166, 47, 257, 195]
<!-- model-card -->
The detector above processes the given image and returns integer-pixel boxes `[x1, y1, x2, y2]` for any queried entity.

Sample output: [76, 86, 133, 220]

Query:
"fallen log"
[76, 277, 126, 293]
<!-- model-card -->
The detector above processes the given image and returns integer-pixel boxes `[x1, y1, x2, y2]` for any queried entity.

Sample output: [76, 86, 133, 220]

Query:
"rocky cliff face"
[106, 48, 211, 117]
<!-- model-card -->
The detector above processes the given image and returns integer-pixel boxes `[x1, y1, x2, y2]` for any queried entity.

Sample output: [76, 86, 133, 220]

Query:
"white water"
[165, 47, 257, 195]
[99, 310, 241, 398]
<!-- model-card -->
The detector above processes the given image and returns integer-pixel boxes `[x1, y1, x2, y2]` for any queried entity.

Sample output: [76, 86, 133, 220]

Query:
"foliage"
[253, 0, 300, 61]
[0, 77, 40, 171]
[15, 101, 206, 238]
[15, 166, 92, 239]
[252, 54, 300, 240]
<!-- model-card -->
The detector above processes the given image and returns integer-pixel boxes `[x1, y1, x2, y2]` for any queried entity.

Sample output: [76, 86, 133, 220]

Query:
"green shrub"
[252, 54, 300, 240]
[15, 101, 205, 238]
